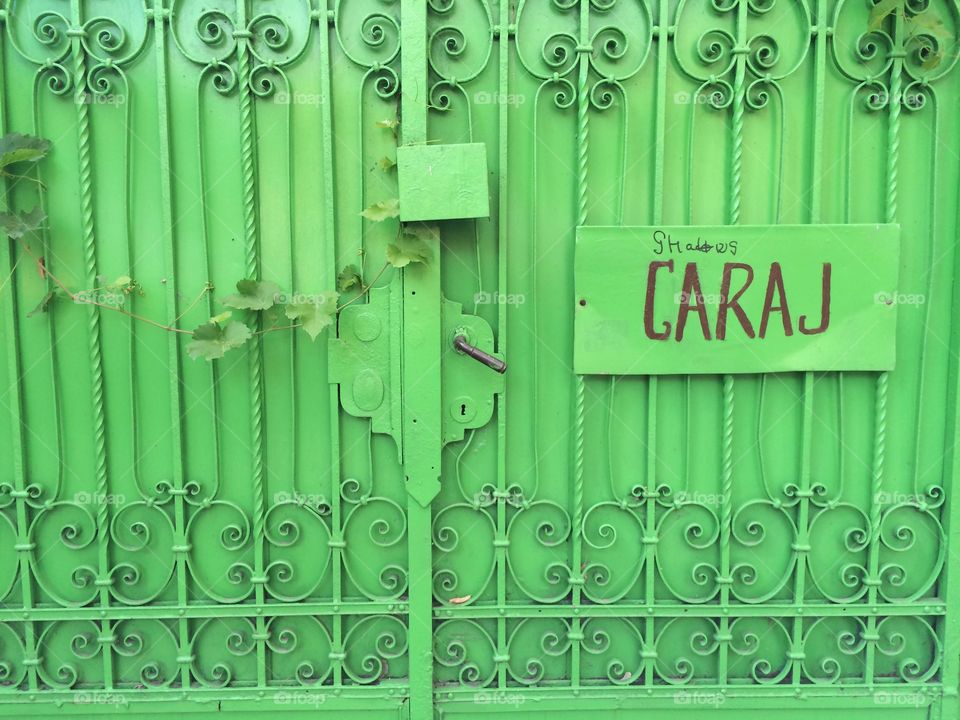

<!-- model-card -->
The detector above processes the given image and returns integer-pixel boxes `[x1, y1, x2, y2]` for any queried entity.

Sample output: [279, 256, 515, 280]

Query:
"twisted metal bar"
[237, 36, 265, 563]
[73, 40, 108, 565]
[234, 0, 267, 688]
[69, 0, 114, 690]
[569, 0, 591, 688]
[573, 0, 589, 559]
[863, 27, 901, 683]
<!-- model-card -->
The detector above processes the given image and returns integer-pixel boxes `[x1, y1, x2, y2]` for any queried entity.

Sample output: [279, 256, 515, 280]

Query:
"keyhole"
[459, 403, 467, 417]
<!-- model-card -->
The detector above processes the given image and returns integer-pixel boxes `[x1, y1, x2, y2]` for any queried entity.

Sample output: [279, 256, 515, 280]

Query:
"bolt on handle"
[453, 335, 507, 374]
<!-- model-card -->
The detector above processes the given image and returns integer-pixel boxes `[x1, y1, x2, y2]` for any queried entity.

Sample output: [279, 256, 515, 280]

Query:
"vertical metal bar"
[28, 53, 66, 700]
[717, 0, 749, 687]
[0, 2, 40, 692]
[790, 0, 826, 686]
[316, 0, 345, 689]
[644, 0, 670, 686]
[495, 0, 511, 693]
[791, 369, 814, 676]
[399, 1, 438, 716]
[69, 0, 114, 690]
[570, 0, 591, 689]
[149, 0, 192, 691]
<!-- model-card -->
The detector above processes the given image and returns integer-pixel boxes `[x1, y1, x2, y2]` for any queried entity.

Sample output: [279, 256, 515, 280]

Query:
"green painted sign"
[575, 225, 901, 375]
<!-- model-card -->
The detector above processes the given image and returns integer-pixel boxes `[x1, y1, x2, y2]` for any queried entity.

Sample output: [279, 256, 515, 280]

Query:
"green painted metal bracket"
[441, 298, 505, 445]
[328, 276, 404, 459]
[397, 143, 490, 222]
[328, 283, 503, 479]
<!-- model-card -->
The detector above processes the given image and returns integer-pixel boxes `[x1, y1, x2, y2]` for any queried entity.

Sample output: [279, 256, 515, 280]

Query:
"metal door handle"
[453, 335, 506, 374]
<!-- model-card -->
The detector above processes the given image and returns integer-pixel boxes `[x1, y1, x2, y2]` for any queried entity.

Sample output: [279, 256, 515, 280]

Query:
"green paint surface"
[0, 0, 959, 719]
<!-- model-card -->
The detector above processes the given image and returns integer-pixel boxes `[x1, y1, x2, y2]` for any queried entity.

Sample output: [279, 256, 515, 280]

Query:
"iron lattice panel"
[0, 0, 956, 718]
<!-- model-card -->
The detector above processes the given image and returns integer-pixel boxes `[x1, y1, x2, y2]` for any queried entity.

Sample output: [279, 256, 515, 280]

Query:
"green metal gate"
[1, 0, 960, 718]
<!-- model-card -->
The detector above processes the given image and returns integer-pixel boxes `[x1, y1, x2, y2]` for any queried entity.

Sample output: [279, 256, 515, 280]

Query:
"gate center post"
[399, 1, 440, 717]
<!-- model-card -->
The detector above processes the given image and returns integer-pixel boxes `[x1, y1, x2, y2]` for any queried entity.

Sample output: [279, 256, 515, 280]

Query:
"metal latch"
[328, 277, 503, 456]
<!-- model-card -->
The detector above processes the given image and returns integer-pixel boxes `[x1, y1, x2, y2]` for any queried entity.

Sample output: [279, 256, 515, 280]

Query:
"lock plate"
[441, 299, 504, 445]
[328, 282, 503, 457]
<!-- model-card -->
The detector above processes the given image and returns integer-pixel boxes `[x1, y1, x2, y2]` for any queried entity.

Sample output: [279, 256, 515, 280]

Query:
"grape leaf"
[284, 290, 339, 340]
[377, 156, 397, 172]
[868, 0, 903, 30]
[27, 290, 56, 317]
[104, 275, 137, 294]
[337, 264, 363, 292]
[360, 198, 400, 222]
[0, 207, 46, 239]
[221, 279, 281, 310]
[187, 321, 252, 360]
[403, 222, 440, 242]
[386, 232, 433, 268]
[909, 10, 949, 69]
[0, 133, 50, 171]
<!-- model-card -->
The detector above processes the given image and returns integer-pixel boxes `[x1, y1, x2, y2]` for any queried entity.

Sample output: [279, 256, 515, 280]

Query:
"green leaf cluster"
[0, 133, 50, 173]
[0, 207, 45, 239]
[360, 198, 438, 270]
[4, 130, 443, 366]
[186, 280, 339, 361]
[187, 320, 253, 361]
[867, 1, 950, 70]
[0, 133, 50, 242]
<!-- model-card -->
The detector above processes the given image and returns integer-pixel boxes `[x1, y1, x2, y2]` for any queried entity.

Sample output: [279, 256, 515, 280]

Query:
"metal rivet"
[353, 312, 381, 342]
[353, 369, 385, 411]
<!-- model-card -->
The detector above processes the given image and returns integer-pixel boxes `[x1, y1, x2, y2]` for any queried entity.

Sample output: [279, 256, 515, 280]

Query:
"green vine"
[0, 126, 433, 362]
